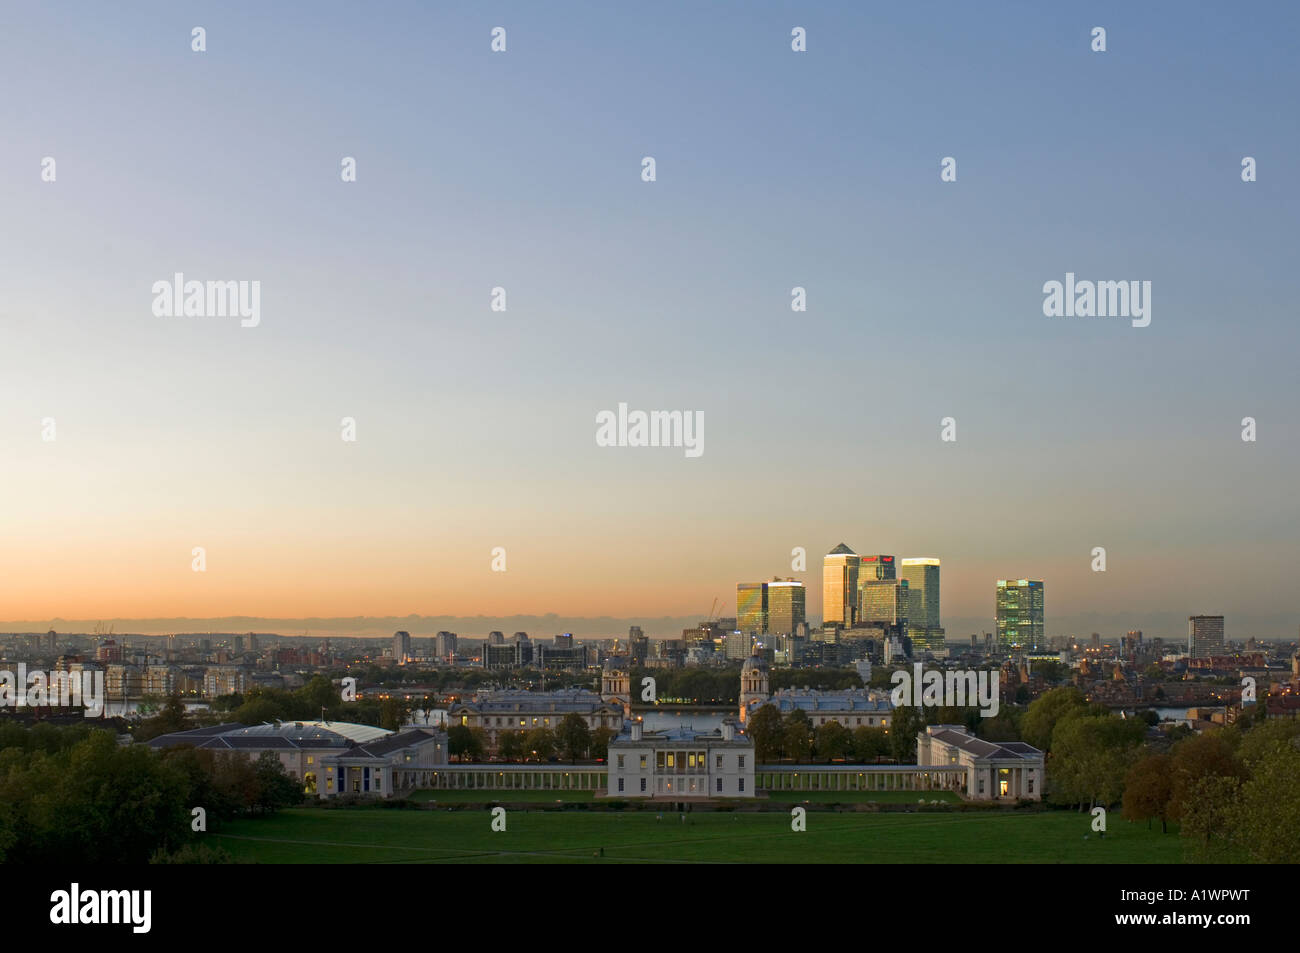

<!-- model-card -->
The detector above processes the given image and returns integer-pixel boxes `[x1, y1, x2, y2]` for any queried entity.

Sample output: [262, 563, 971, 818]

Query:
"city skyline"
[3, 4, 1297, 638]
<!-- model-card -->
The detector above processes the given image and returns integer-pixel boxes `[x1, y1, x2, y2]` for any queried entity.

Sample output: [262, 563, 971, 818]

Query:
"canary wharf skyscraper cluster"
[737, 544, 1052, 656]
[811, 544, 947, 652]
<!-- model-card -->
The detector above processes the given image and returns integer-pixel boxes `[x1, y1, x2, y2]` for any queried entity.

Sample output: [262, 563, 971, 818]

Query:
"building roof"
[146, 720, 391, 751]
[452, 689, 615, 714]
[328, 727, 445, 761]
[927, 727, 1042, 761]
[827, 543, 856, 555]
[610, 724, 752, 747]
[145, 722, 247, 748]
[227, 720, 391, 744]
[770, 689, 892, 713]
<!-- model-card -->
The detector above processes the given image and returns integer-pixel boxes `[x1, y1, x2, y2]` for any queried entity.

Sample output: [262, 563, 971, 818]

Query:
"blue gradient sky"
[1, 2, 1297, 640]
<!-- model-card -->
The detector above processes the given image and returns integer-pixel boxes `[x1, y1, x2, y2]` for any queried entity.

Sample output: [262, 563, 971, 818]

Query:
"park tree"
[379, 697, 408, 732]
[253, 751, 303, 813]
[525, 727, 556, 761]
[746, 705, 783, 762]
[1121, 753, 1173, 832]
[813, 721, 853, 762]
[160, 746, 239, 822]
[1179, 774, 1243, 861]
[975, 709, 1022, 742]
[889, 705, 927, 763]
[590, 726, 616, 762]
[231, 697, 287, 728]
[299, 676, 338, 719]
[1048, 713, 1145, 809]
[558, 713, 592, 762]
[134, 694, 193, 742]
[1168, 730, 1245, 822]
[1234, 718, 1300, 767]
[210, 750, 261, 812]
[447, 724, 484, 761]
[851, 726, 889, 763]
[1223, 731, 1300, 863]
[1021, 686, 1088, 752]
[5, 730, 193, 864]
[782, 710, 814, 762]
[498, 730, 525, 761]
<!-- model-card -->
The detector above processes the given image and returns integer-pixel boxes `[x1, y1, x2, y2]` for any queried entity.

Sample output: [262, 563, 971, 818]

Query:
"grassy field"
[211, 805, 1183, 864]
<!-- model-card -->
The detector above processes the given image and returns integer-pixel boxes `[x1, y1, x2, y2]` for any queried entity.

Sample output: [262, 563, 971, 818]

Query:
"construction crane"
[706, 597, 719, 624]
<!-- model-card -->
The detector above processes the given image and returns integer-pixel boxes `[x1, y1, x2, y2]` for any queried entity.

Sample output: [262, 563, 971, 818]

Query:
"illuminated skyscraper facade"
[995, 580, 1044, 651]
[859, 555, 897, 581]
[1188, 615, 1224, 658]
[822, 544, 861, 629]
[766, 580, 806, 636]
[858, 578, 910, 628]
[737, 579, 806, 635]
[737, 583, 767, 634]
[900, 558, 944, 652]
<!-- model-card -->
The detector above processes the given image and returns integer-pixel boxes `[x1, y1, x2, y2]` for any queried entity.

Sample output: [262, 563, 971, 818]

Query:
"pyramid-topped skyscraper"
[823, 543, 861, 629]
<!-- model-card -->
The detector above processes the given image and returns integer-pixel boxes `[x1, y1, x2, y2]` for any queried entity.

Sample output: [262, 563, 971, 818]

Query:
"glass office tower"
[823, 544, 861, 628]
[901, 558, 943, 652]
[995, 579, 1044, 651]
[766, 580, 806, 635]
[737, 583, 767, 634]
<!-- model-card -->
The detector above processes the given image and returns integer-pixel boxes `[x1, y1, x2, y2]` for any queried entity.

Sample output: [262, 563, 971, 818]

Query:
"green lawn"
[210, 806, 1183, 864]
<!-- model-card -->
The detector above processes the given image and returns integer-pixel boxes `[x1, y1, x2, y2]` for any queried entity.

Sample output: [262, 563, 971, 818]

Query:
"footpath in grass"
[212, 806, 1183, 865]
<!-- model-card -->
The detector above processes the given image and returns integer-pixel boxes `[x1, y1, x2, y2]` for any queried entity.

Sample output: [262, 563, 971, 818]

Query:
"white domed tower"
[601, 658, 631, 719]
[739, 655, 770, 724]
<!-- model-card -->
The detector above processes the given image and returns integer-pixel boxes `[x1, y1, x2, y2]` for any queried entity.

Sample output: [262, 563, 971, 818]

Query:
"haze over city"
[2, 3, 1297, 639]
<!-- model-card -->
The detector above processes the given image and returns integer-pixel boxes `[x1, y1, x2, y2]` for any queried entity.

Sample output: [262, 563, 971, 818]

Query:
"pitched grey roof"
[452, 689, 615, 715]
[342, 728, 443, 759]
[929, 728, 1041, 760]
[145, 723, 247, 748]
[770, 690, 892, 713]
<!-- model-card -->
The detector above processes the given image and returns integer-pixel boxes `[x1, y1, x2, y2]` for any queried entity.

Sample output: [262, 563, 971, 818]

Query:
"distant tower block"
[601, 660, 632, 718]
[739, 655, 770, 724]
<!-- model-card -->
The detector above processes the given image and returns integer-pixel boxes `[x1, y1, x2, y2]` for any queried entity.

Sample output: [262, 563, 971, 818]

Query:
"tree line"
[0, 719, 302, 864]
[447, 712, 616, 763]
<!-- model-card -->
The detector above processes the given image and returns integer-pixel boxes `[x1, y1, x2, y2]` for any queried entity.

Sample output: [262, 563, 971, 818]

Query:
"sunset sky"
[2, 2, 1298, 640]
